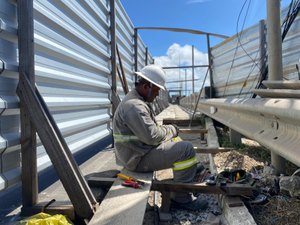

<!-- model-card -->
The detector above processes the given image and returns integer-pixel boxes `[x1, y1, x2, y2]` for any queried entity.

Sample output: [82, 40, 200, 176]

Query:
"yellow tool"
[117, 173, 145, 185]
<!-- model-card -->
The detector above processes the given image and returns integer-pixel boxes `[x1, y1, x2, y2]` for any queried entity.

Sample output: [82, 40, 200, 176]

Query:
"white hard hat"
[135, 64, 166, 90]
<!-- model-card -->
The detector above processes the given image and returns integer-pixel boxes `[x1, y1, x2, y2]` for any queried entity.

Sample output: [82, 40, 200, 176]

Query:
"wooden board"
[17, 73, 95, 219]
[151, 180, 254, 196]
[88, 169, 153, 225]
[163, 119, 202, 126]
[194, 147, 234, 154]
[39, 150, 120, 202]
[38, 150, 121, 219]
[179, 128, 207, 134]
[17, 0, 38, 208]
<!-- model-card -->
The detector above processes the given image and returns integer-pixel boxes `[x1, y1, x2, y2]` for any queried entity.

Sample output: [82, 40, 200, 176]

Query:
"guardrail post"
[267, 0, 285, 174]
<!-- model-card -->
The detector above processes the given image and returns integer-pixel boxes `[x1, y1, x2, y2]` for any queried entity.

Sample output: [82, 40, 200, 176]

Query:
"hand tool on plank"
[122, 180, 142, 189]
[117, 173, 145, 185]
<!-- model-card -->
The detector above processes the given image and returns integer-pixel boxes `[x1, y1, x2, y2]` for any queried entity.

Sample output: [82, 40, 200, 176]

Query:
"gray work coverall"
[113, 89, 197, 203]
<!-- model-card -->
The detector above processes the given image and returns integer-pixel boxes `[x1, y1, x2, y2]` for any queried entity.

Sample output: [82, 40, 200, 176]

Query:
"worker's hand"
[172, 124, 180, 136]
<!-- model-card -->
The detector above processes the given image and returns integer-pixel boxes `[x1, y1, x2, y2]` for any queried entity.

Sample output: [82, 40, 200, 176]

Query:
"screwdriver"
[117, 173, 145, 185]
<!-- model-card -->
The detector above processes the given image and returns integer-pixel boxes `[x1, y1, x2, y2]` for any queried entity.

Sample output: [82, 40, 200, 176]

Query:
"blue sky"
[121, 0, 291, 94]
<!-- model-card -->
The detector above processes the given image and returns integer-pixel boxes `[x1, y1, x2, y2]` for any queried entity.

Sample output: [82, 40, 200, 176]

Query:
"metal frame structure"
[134, 27, 228, 96]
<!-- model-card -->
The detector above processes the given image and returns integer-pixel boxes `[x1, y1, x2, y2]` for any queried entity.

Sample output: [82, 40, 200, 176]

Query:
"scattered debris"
[279, 169, 300, 198]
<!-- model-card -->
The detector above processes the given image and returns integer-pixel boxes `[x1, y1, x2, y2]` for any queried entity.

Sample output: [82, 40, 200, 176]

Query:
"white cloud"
[154, 43, 209, 96]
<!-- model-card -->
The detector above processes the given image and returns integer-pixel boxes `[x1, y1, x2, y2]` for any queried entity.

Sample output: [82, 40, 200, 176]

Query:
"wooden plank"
[110, 0, 117, 114]
[20, 201, 75, 220]
[17, 0, 38, 208]
[117, 65, 126, 94]
[35, 89, 96, 205]
[111, 90, 121, 111]
[179, 128, 207, 134]
[163, 119, 202, 126]
[17, 73, 95, 219]
[87, 177, 115, 188]
[116, 44, 129, 94]
[38, 150, 121, 210]
[194, 147, 234, 154]
[88, 169, 153, 225]
[151, 180, 254, 196]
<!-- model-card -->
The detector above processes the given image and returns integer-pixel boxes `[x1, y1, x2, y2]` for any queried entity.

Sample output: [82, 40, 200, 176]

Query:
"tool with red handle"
[122, 179, 142, 189]
[117, 173, 145, 185]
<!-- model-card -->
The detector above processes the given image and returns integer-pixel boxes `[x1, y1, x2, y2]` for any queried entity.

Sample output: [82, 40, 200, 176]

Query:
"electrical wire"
[235, 0, 270, 98]
[251, 0, 300, 98]
[223, 0, 255, 96]
[236, 0, 261, 74]
[282, 0, 300, 41]
[189, 67, 209, 128]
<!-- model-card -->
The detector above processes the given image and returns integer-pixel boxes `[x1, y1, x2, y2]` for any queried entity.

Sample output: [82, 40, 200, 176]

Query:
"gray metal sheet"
[0, 0, 154, 193]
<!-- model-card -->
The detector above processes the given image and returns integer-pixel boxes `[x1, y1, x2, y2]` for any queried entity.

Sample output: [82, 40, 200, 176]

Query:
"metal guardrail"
[198, 98, 300, 167]
[180, 5, 300, 170]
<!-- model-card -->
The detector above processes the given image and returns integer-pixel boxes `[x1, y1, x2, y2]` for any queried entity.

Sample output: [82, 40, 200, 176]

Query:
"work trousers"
[135, 139, 196, 203]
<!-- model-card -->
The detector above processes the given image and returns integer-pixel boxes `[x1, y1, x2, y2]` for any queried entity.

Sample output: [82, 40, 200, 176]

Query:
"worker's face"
[144, 83, 160, 102]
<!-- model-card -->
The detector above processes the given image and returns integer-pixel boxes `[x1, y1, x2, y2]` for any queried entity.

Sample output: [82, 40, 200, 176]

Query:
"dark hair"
[135, 77, 150, 87]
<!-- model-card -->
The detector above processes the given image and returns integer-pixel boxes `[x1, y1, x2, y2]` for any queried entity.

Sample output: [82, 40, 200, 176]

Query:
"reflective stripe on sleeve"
[113, 134, 139, 142]
[173, 156, 197, 171]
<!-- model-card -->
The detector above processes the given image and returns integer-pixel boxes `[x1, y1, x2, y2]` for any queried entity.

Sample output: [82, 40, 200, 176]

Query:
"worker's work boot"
[171, 196, 208, 211]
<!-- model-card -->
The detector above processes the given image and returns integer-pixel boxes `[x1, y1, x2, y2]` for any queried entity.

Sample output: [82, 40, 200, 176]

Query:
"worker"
[113, 64, 208, 211]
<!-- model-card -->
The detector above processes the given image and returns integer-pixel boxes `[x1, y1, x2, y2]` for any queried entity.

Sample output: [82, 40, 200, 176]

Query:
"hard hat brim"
[135, 71, 166, 91]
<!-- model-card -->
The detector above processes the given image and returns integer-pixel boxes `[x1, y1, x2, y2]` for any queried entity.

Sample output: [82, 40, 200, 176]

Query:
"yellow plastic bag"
[19, 212, 73, 225]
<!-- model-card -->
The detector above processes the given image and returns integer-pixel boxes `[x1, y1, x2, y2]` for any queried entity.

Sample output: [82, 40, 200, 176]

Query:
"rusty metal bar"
[110, 0, 117, 114]
[136, 27, 229, 39]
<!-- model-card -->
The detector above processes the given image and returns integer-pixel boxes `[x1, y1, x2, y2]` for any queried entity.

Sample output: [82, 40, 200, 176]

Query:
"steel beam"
[198, 98, 300, 167]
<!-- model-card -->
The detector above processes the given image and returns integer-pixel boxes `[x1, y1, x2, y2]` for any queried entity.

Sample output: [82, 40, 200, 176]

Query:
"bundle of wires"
[252, 0, 300, 97]
[282, 0, 300, 41]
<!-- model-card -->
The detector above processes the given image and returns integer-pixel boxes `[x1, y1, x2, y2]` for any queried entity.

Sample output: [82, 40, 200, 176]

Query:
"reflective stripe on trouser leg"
[172, 156, 197, 203]
[173, 156, 197, 171]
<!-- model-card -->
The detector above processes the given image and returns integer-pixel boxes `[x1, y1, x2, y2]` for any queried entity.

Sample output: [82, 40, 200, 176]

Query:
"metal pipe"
[192, 45, 195, 94]
[145, 47, 148, 65]
[207, 34, 213, 98]
[267, 0, 285, 174]
[163, 65, 209, 69]
[267, 0, 283, 81]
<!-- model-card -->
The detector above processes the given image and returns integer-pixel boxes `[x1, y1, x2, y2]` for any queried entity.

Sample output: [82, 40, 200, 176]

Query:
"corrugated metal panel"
[210, 6, 300, 99]
[33, 0, 112, 173]
[0, 0, 153, 192]
[137, 35, 147, 70]
[0, 0, 20, 191]
[211, 23, 261, 98]
[281, 7, 300, 80]
[115, 0, 135, 96]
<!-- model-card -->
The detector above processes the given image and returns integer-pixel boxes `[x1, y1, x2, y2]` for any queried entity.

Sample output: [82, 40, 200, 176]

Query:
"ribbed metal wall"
[211, 23, 262, 98]
[0, 0, 153, 192]
[34, 0, 112, 172]
[0, 0, 20, 192]
[211, 6, 300, 98]
[115, 0, 134, 97]
[281, 7, 300, 80]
